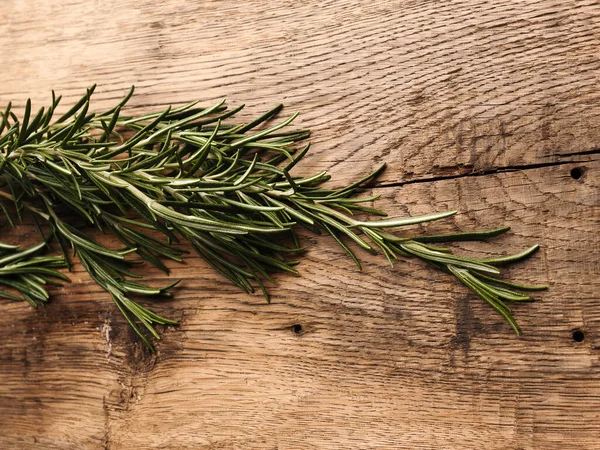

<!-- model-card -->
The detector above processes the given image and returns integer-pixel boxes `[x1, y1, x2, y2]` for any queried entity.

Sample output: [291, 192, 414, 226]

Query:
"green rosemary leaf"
[448, 265, 521, 335]
[322, 223, 362, 270]
[311, 209, 374, 252]
[16, 98, 31, 147]
[236, 103, 283, 135]
[54, 84, 96, 124]
[326, 163, 387, 198]
[480, 244, 540, 265]
[0, 288, 23, 302]
[354, 211, 457, 228]
[100, 108, 120, 143]
[101, 85, 134, 118]
[24, 106, 45, 144]
[229, 112, 299, 150]
[0, 241, 47, 266]
[475, 273, 548, 291]
[59, 98, 90, 145]
[112, 295, 156, 351]
[400, 241, 501, 275]
[411, 226, 511, 243]
[0, 102, 12, 135]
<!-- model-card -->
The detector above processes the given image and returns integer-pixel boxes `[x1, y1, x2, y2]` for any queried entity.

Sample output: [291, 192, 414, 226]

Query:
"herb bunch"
[0, 86, 546, 350]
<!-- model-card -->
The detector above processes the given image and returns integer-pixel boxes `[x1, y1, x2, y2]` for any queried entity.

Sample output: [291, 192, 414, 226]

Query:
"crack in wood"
[377, 155, 599, 188]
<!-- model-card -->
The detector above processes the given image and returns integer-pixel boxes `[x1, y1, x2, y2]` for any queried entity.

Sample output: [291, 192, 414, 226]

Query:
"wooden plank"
[0, 0, 599, 184]
[1, 161, 598, 449]
[0, 0, 599, 449]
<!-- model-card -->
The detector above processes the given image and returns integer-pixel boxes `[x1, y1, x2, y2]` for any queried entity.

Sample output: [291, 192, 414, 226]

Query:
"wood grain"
[0, 1, 599, 449]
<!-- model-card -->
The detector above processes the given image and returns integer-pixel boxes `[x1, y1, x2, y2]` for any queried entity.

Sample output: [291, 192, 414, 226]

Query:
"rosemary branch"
[0, 86, 546, 351]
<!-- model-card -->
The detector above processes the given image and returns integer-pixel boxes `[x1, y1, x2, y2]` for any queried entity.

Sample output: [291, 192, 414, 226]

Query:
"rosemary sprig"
[0, 86, 547, 351]
[0, 240, 70, 306]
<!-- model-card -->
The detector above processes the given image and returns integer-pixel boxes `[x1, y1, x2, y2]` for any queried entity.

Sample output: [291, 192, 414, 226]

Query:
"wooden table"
[1, 1, 599, 449]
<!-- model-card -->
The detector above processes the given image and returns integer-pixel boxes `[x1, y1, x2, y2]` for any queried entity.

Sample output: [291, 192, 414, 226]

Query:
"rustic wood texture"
[0, 1, 599, 449]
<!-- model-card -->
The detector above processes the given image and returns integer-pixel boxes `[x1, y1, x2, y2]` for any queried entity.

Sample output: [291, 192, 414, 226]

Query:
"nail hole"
[570, 167, 583, 180]
[572, 329, 585, 342]
[291, 324, 303, 335]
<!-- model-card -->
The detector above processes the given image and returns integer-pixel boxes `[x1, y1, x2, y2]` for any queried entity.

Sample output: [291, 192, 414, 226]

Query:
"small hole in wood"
[572, 329, 585, 342]
[291, 324, 303, 335]
[570, 167, 584, 180]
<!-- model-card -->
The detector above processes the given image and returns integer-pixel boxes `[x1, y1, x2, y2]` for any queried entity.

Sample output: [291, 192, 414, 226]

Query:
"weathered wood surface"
[0, 1, 599, 449]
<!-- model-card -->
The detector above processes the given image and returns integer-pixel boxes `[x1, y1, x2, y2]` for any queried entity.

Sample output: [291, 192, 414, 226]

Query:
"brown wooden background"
[1, 1, 599, 449]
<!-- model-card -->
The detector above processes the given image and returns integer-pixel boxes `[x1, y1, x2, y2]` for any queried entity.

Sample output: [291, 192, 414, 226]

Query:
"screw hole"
[570, 167, 583, 180]
[572, 329, 585, 342]
[291, 324, 303, 335]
